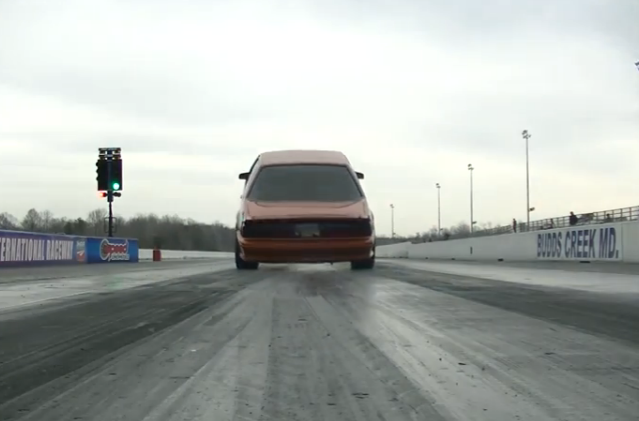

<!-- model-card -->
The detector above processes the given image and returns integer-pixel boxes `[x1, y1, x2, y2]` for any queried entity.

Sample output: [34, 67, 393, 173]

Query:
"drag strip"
[0, 260, 235, 311]
[375, 261, 639, 347]
[0, 262, 637, 420]
[0, 259, 231, 284]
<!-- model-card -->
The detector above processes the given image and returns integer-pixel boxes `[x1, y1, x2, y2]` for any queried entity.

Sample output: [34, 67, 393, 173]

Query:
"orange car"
[235, 150, 376, 270]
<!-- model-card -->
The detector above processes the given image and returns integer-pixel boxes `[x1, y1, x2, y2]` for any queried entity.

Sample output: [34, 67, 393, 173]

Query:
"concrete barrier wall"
[138, 249, 232, 260]
[10, 220, 635, 267]
[377, 220, 639, 263]
[376, 241, 412, 258]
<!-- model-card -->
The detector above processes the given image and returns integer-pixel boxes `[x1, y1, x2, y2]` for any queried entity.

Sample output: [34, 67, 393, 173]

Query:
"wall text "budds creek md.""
[537, 226, 621, 261]
[0, 236, 74, 263]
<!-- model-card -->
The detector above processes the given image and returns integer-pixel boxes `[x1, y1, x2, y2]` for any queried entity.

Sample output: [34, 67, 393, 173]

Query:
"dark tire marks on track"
[0, 260, 227, 284]
[375, 262, 639, 347]
[2, 262, 639, 420]
[0, 266, 453, 421]
[259, 292, 447, 421]
[0, 268, 263, 420]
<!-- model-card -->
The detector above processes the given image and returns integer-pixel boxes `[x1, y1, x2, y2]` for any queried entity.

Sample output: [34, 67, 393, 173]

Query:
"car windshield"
[247, 164, 363, 202]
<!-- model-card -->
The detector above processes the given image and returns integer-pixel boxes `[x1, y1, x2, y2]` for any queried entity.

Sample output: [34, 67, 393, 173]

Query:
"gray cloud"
[0, 131, 257, 158]
[280, 0, 638, 50]
[0, 0, 637, 232]
[0, 66, 276, 126]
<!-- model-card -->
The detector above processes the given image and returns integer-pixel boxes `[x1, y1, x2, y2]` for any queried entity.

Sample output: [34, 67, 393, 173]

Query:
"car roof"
[257, 150, 351, 166]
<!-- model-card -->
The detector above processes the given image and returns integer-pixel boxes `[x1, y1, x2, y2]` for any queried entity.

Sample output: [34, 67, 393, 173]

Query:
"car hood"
[244, 200, 370, 220]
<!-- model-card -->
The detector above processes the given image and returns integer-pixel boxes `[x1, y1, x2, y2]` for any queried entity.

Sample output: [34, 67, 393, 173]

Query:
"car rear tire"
[350, 257, 375, 270]
[235, 241, 258, 270]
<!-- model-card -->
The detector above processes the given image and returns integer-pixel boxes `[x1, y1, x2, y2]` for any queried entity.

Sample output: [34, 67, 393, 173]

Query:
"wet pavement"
[0, 260, 637, 420]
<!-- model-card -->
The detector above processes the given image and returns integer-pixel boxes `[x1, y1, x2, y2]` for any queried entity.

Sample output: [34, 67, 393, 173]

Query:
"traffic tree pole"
[468, 164, 474, 233]
[107, 191, 114, 237]
[97, 147, 122, 238]
[107, 158, 113, 237]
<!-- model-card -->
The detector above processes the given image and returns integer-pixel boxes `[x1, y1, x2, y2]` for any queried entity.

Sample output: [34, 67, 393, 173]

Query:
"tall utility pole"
[390, 203, 395, 238]
[435, 183, 441, 234]
[468, 164, 474, 233]
[522, 130, 531, 228]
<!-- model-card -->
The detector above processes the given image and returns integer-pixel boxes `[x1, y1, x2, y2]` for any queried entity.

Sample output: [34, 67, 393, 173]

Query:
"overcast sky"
[0, 0, 638, 236]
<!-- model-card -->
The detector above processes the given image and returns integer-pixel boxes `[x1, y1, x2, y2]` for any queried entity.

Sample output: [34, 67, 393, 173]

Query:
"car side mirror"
[238, 172, 249, 180]
[355, 171, 364, 180]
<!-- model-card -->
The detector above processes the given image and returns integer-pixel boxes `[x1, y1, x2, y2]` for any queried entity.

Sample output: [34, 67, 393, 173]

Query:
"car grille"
[241, 219, 373, 238]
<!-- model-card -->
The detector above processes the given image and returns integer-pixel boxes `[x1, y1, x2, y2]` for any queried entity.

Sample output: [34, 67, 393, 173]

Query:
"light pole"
[468, 164, 474, 233]
[522, 130, 531, 228]
[390, 203, 395, 238]
[435, 183, 441, 234]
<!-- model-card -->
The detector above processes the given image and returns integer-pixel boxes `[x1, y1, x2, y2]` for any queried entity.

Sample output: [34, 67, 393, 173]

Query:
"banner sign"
[536, 224, 622, 261]
[85, 237, 139, 263]
[0, 230, 84, 267]
[0, 230, 139, 268]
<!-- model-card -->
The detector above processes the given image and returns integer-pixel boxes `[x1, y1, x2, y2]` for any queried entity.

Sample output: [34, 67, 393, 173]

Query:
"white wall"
[140, 221, 639, 264]
[139, 249, 232, 260]
[376, 241, 412, 258]
[377, 221, 637, 263]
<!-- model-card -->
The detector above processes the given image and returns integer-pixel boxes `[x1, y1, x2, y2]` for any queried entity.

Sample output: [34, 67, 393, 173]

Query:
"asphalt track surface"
[1, 259, 638, 420]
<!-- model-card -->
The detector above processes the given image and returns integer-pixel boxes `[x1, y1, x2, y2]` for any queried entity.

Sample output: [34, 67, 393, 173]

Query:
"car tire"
[350, 256, 375, 270]
[235, 241, 258, 270]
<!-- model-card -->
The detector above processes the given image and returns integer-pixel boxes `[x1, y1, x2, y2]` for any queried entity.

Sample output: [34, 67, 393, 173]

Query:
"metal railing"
[439, 205, 639, 242]
[381, 205, 639, 245]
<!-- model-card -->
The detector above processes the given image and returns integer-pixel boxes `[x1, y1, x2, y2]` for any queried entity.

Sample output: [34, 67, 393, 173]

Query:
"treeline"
[0, 208, 504, 251]
[0, 208, 236, 252]
[376, 220, 503, 245]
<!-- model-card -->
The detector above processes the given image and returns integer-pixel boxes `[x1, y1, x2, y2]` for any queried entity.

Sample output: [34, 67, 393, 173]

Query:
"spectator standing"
[569, 212, 578, 226]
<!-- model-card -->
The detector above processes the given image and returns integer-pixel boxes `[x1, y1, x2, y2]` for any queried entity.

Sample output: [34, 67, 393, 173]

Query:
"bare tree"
[426, 225, 439, 239]
[449, 221, 471, 236]
[0, 208, 236, 252]
[376, 219, 505, 245]
[40, 210, 54, 231]
[87, 208, 107, 235]
[0, 212, 18, 230]
[22, 209, 42, 232]
[1, 207, 512, 251]
[477, 221, 494, 230]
